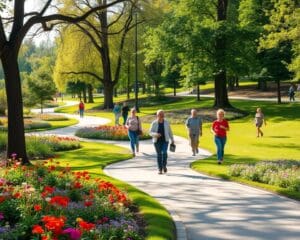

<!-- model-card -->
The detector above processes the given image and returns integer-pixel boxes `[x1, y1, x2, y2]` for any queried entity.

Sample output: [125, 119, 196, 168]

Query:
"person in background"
[288, 84, 295, 102]
[254, 107, 266, 137]
[122, 102, 130, 125]
[113, 102, 121, 125]
[186, 109, 202, 156]
[125, 108, 142, 157]
[150, 110, 174, 174]
[211, 109, 229, 164]
[79, 100, 85, 118]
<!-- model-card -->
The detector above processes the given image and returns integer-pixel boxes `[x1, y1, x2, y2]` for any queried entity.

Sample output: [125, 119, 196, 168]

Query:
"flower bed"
[75, 125, 150, 141]
[228, 160, 300, 191]
[0, 160, 143, 239]
[0, 134, 81, 159]
[35, 114, 69, 122]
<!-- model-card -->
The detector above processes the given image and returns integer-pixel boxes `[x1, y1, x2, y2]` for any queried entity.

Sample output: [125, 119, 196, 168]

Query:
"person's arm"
[125, 117, 130, 129]
[149, 121, 159, 137]
[168, 122, 174, 143]
[199, 119, 203, 136]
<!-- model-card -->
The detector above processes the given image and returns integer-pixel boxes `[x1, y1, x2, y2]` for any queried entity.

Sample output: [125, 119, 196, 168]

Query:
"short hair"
[156, 109, 164, 116]
[217, 109, 225, 116]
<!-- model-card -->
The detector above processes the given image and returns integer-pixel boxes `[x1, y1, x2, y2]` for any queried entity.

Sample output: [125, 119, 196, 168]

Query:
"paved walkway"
[34, 102, 300, 240]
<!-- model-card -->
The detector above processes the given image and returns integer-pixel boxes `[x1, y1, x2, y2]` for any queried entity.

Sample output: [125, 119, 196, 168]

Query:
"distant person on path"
[113, 102, 121, 125]
[288, 84, 295, 102]
[79, 100, 85, 118]
[254, 107, 266, 138]
[150, 110, 174, 174]
[185, 109, 202, 156]
[125, 108, 142, 157]
[211, 109, 229, 164]
[122, 102, 130, 125]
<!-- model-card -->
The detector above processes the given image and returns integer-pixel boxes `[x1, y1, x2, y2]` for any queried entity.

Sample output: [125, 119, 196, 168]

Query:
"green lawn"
[28, 118, 79, 132]
[51, 142, 176, 240]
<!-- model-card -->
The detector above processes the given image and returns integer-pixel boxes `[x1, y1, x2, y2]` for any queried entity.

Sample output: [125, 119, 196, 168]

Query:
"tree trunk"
[103, 82, 114, 109]
[197, 83, 200, 101]
[83, 84, 87, 103]
[214, 0, 231, 108]
[234, 75, 239, 88]
[87, 84, 94, 103]
[1, 49, 29, 164]
[40, 99, 43, 114]
[276, 80, 282, 104]
[173, 79, 176, 96]
[127, 56, 131, 100]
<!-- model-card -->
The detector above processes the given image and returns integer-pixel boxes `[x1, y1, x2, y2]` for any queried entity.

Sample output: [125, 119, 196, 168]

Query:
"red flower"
[84, 201, 93, 207]
[73, 181, 83, 189]
[32, 225, 44, 234]
[34, 204, 42, 211]
[42, 215, 65, 234]
[50, 196, 70, 208]
[14, 192, 22, 199]
[0, 196, 5, 203]
[78, 220, 95, 231]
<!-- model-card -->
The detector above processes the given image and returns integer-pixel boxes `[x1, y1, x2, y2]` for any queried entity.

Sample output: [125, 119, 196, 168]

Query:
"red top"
[212, 119, 229, 137]
[79, 102, 84, 110]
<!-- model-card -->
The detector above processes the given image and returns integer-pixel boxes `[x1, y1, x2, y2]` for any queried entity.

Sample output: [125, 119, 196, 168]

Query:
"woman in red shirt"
[211, 109, 229, 164]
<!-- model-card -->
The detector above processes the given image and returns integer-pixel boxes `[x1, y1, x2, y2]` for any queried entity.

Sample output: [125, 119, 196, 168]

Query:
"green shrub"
[229, 161, 300, 191]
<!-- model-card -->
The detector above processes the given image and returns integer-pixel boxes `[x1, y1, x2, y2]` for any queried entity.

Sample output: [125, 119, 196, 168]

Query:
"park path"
[35, 101, 300, 240]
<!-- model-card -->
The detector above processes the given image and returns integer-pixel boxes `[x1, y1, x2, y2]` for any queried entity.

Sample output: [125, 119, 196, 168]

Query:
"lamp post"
[134, 9, 139, 112]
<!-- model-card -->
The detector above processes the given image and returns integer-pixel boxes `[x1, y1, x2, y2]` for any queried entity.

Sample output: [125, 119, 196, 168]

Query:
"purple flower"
[11, 153, 17, 159]
[0, 212, 4, 221]
[62, 228, 81, 240]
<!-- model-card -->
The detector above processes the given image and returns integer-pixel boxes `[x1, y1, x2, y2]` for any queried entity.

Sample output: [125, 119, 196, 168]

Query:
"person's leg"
[189, 133, 194, 155]
[214, 136, 222, 163]
[154, 142, 163, 173]
[195, 134, 199, 153]
[136, 134, 139, 152]
[256, 127, 260, 137]
[161, 141, 169, 172]
[220, 137, 227, 161]
[128, 130, 136, 155]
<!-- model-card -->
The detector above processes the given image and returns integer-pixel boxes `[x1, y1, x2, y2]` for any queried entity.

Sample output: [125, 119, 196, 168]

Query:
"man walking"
[186, 109, 202, 156]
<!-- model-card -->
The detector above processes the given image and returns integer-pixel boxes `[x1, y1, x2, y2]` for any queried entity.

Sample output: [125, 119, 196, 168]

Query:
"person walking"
[125, 108, 142, 157]
[254, 107, 266, 137]
[288, 84, 295, 102]
[150, 110, 174, 174]
[79, 100, 85, 118]
[113, 102, 121, 125]
[211, 109, 229, 164]
[122, 102, 130, 125]
[186, 109, 202, 156]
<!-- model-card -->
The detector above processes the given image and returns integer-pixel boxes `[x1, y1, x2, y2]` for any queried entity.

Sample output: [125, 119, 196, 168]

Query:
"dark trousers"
[154, 141, 169, 171]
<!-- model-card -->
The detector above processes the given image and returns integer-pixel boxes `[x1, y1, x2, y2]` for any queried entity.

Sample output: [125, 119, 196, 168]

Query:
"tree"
[26, 57, 57, 113]
[0, 0, 127, 164]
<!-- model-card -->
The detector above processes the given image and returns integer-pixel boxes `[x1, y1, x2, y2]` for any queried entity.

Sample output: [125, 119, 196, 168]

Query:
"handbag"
[169, 143, 176, 152]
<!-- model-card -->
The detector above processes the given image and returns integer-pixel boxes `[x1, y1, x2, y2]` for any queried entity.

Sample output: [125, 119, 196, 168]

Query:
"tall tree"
[0, 0, 126, 164]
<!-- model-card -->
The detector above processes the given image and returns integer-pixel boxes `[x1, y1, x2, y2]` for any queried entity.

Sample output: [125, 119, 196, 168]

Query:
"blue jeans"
[79, 109, 84, 118]
[128, 130, 139, 152]
[154, 141, 169, 170]
[214, 136, 227, 161]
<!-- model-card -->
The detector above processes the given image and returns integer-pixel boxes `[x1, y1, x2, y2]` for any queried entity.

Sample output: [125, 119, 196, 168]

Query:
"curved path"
[35, 103, 300, 240]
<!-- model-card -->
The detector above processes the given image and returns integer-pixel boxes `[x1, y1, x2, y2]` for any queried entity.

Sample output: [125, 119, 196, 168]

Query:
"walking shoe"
[136, 145, 139, 152]
[218, 161, 221, 165]
[163, 167, 167, 173]
[132, 152, 135, 157]
[192, 152, 196, 156]
[196, 148, 199, 154]
[158, 170, 163, 174]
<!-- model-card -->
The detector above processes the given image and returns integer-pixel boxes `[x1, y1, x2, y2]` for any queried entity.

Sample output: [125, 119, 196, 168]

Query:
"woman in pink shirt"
[211, 109, 229, 164]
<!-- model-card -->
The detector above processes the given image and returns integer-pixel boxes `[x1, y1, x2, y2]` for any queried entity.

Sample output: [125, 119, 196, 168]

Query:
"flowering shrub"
[0, 160, 143, 239]
[75, 125, 150, 141]
[24, 119, 52, 130]
[0, 134, 81, 159]
[228, 160, 300, 191]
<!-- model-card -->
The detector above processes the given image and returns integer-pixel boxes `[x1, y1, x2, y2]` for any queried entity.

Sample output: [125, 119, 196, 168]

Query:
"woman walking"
[125, 108, 142, 157]
[150, 110, 174, 174]
[211, 109, 229, 164]
[254, 108, 266, 137]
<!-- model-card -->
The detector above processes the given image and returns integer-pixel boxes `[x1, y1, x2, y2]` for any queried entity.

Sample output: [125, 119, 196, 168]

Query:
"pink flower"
[62, 228, 81, 240]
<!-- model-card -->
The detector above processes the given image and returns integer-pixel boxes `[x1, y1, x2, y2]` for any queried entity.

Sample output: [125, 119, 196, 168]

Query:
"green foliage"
[0, 88, 6, 115]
